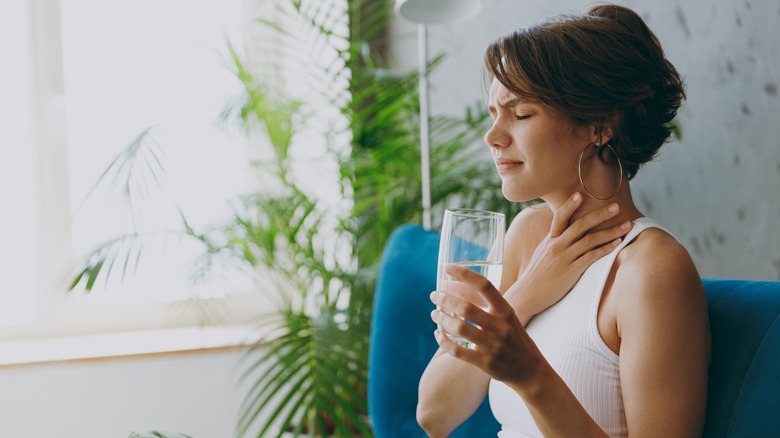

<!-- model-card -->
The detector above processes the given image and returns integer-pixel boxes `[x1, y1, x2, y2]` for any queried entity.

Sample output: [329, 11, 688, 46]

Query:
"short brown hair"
[484, 4, 685, 180]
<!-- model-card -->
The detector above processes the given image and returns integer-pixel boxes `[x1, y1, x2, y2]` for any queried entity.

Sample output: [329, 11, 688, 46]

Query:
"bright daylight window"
[0, 1, 39, 328]
[0, 0, 261, 339]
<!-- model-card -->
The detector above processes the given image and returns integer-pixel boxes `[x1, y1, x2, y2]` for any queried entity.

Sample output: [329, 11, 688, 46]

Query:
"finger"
[445, 264, 510, 314]
[434, 329, 481, 362]
[438, 280, 489, 308]
[569, 220, 632, 256]
[549, 192, 583, 237]
[431, 307, 490, 346]
[560, 202, 620, 243]
[432, 290, 491, 329]
[572, 236, 623, 271]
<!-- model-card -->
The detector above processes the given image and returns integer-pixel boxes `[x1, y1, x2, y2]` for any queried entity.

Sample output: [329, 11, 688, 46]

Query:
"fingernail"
[431, 309, 439, 321]
[572, 192, 581, 202]
[430, 291, 439, 302]
[609, 203, 619, 213]
[621, 221, 631, 229]
[434, 330, 442, 340]
[612, 237, 621, 246]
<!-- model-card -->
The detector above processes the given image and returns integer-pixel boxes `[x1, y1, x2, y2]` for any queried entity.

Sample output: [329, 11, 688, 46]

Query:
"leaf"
[256, 18, 292, 37]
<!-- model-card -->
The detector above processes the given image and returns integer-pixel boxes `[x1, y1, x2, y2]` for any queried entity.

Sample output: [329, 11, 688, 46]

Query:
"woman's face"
[485, 79, 594, 203]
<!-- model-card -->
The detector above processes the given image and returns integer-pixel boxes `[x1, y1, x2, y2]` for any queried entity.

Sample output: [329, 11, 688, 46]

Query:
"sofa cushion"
[702, 278, 780, 437]
[368, 224, 499, 437]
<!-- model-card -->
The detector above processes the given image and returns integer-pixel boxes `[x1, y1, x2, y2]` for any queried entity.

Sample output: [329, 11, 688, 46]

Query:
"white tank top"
[488, 217, 674, 437]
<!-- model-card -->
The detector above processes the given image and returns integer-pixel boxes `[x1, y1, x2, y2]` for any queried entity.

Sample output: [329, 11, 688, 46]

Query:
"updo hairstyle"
[484, 4, 685, 180]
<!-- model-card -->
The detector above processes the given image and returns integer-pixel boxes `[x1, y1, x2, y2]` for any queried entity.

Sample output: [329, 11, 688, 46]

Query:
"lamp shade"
[395, 0, 482, 24]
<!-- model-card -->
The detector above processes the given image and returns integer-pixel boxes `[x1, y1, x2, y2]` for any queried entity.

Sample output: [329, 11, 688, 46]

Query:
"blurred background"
[394, 0, 780, 281]
[0, 0, 777, 436]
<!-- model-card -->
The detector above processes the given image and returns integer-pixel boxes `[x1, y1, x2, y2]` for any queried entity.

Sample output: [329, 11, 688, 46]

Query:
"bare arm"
[436, 230, 710, 437]
[513, 238, 710, 437]
[419, 193, 631, 436]
[416, 208, 540, 437]
[416, 349, 491, 437]
[617, 239, 710, 436]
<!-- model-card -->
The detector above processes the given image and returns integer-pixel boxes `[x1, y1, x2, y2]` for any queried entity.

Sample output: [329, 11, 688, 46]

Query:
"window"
[0, 0, 266, 342]
[0, 0, 40, 328]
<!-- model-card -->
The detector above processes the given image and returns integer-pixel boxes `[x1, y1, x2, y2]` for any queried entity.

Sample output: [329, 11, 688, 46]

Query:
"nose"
[484, 118, 510, 150]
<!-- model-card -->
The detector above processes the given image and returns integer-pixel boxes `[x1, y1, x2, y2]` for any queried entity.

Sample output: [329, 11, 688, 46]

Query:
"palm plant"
[70, 0, 521, 437]
[232, 1, 522, 434]
[222, 48, 369, 436]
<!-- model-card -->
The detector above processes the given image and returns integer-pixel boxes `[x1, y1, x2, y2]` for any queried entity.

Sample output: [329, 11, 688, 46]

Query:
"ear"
[590, 123, 614, 146]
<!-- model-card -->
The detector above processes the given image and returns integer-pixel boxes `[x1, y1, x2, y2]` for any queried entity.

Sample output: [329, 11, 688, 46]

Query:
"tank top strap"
[585, 216, 678, 361]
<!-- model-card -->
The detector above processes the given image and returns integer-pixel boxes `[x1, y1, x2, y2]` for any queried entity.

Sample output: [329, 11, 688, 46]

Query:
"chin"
[501, 184, 536, 203]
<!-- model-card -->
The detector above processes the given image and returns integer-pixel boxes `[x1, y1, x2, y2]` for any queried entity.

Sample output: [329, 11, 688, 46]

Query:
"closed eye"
[515, 115, 530, 121]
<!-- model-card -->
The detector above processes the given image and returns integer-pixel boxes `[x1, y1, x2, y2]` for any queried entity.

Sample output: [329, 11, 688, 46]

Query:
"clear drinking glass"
[436, 208, 505, 347]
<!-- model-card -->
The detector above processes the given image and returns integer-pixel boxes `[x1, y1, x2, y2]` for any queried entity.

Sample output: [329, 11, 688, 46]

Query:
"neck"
[543, 182, 644, 234]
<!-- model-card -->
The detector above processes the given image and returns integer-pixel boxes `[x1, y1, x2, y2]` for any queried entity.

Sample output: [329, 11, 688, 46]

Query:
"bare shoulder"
[614, 227, 707, 333]
[501, 205, 553, 290]
[615, 226, 711, 436]
[617, 228, 701, 291]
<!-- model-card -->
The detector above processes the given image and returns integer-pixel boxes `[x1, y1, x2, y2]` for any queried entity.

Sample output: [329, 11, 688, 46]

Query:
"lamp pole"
[394, 0, 483, 230]
[417, 23, 432, 230]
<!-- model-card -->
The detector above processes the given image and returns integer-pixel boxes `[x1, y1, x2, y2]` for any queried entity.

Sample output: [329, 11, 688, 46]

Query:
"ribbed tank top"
[488, 217, 675, 437]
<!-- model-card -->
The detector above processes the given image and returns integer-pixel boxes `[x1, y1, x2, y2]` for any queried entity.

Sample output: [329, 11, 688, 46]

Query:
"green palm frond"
[75, 126, 166, 226]
[67, 124, 190, 293]
[237, 307, 370, 438]
[69, 232, 160, 292]
[234, 1, 518, 434]
[72, 1, 522, 437]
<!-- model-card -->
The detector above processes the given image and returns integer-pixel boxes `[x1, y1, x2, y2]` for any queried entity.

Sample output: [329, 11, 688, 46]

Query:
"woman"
[417, 4, 710, 437]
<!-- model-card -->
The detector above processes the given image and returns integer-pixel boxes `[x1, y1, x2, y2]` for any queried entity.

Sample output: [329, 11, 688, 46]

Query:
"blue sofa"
[368, 224, 780, 437]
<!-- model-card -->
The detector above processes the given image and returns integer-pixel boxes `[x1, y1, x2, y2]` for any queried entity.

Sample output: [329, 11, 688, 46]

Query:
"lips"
[495, 159, 523, 173]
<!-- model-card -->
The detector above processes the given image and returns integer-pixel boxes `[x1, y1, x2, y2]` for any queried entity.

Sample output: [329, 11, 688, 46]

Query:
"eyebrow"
[500, 97, 528, 108]
[489, 96, 527, 113]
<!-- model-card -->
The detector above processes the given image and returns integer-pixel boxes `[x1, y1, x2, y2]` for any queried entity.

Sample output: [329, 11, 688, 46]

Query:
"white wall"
[0, 349, 244, 438]
[391, 0, 780, 280]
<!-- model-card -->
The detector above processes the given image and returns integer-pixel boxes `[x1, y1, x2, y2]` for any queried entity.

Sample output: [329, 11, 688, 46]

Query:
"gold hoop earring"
[577, 142, 624, 201]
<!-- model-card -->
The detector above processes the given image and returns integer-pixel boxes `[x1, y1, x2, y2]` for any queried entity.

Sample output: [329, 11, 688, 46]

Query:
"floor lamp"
[394, 0, 483, 230]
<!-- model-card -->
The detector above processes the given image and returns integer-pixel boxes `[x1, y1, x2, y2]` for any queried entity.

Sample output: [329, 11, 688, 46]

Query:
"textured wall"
[391, 0, 780, 280]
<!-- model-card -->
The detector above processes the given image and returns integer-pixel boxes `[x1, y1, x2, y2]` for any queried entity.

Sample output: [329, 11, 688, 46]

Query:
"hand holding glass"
[436, 209, 505, 347]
